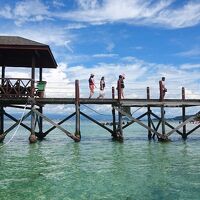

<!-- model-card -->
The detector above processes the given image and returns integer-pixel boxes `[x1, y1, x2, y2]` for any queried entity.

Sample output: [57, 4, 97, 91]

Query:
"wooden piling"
[29, 55, 37, 143]
[182, 87, 187, 139]
[117, 80, 123, 140]
[112, 87, 117, 137]
[161, 105, 166, 135]
[147, 87, 152, 140]
[75, 80, 81, 139]
[0, 66, 5, 142]
[159, 80, 166, 136]
[38, 67, 44, 138]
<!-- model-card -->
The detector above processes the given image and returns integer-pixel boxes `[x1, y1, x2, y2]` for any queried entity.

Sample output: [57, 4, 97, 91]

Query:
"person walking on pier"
[117, 75, 125, 99]
[97, 76, 105, 99]
[160, 77, 167, 99]
[89, 74, 96, 98]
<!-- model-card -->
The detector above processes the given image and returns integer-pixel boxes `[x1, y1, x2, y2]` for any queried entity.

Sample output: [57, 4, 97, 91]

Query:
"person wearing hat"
[97, 76, 105, 99]
[117, 75, 125, 99]
[161, 76, 167, 99]
[88, 74, 96, 98]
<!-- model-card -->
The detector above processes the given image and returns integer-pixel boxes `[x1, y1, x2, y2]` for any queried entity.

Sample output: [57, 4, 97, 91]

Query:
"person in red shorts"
[88, 74, 96, 98]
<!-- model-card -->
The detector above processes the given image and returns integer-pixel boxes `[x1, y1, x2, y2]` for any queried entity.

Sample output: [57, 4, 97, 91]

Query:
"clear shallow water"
[1, 121, 200, 200]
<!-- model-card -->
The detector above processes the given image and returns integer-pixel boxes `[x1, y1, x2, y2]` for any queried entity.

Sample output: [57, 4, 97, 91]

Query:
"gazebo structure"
[0, 36, 57, 143]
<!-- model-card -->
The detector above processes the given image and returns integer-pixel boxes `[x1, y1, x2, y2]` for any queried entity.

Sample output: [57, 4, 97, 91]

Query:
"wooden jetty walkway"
[0, 36, 200, 143]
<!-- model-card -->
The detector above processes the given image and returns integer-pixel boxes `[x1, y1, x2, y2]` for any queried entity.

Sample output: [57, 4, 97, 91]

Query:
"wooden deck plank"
[0, 97, 200, 107]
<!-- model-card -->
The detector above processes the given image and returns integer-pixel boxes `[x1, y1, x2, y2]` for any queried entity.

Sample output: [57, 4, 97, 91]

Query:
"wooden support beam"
[150, 118, 158, 139]
[117, 105, 123, 139]
[0, 106, 4, 134]
[30, 55, 37, 143]
[151, 112, 182, 135]
[39, 67, 43, 81]
[7, 105, 31, 110]
[4, 111, 31, 131]
[0, 66, 5, 140]
[182, 87, 187, 139]
[4, 111, 32, 135]
[161, 106, 166, 135]
[32, 108, 80, 142]
[187, 124, 200, 136]
[112, 87, 117, 136]
[44, 112, 76, 136]
[122, 112, 148, 129]
[114, 106, 162, 138]
[147, 86, 152, 139]
[75, 80, 81, 138]
[80, 111, 114, 134]
[166, 113, 200, 137]
[38, 106, 43, 135]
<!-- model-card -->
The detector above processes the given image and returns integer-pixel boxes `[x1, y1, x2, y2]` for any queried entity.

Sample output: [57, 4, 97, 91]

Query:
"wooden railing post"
[182, 87, 185, 100]
[112, 86, 115, 99]
[159, 80, 163, 101]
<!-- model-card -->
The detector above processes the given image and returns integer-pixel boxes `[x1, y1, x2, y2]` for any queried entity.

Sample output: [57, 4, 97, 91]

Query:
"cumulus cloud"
[0, 25, 74, 48]
[0, 0, 50, 26]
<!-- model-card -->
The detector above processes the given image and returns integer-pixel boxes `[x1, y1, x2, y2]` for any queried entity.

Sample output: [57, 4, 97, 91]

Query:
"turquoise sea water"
[1, 121, 200, 200]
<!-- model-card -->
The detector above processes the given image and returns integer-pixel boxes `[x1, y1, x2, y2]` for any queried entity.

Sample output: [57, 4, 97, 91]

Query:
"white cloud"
[64, 23, 87, 30]
[180, 63, 200, 70]
[76, 0, 100, 10]
[176, 48, 200, 57]
[56, 0, 200, 29]
[2, 0, 50, 26]
[93, 53, 118, 58]
[0, 26, 73, 47]
[0, 1, 200, 29]
[52, 0, 65, 8]
[106, 42, 115, 52]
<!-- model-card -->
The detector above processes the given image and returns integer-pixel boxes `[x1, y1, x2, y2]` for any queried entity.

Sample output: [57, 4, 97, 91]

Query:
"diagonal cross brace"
[4, 111, 32, 135]
[166, 112, 200, 137]
[32, 109, 80, 142]
[114, 106, 162, 138]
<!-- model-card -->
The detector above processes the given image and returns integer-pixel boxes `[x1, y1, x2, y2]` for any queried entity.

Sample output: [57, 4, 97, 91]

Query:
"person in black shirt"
[117, 75, 125, 99]
[97, 76, 105, 99]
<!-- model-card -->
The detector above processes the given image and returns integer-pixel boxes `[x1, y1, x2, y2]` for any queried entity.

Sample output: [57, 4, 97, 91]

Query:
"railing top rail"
[0, 78, 33, 81]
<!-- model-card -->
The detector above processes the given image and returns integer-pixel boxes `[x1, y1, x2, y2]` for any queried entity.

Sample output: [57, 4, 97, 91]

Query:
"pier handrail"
[0, 78, 36, 98]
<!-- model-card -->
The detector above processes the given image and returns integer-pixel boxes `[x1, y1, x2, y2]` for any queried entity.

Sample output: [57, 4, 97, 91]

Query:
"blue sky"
[1, 0, 200, 115]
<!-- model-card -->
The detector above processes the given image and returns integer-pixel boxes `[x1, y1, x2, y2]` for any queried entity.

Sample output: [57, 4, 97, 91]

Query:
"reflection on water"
[0, 122, 200, 200]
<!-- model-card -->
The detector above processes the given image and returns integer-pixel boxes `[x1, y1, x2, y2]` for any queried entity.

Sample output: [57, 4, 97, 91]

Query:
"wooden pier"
[0, 36, 200, 143]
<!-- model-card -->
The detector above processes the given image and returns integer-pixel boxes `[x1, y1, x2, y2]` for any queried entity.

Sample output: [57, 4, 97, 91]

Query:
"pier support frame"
[75, 80, 81, 139]
[38, 67, 44, 138]
[182, 87, 187, 139]
[111, 87, 117, 138]
[116, 80, 123, 140]
[147, 87, 152, 140]
[0, 65, 5, 142]
[29, 55, 37, 143]
[0, 106, 5, 142]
